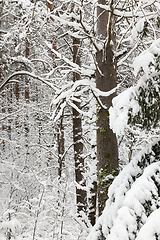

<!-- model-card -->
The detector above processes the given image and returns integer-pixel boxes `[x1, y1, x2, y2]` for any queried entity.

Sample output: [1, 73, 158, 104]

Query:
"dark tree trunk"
[25, 38, 30, 103]
[47, 0, 57, 65]
[24, 38, 30, 158]
[57, 115, 65, 178]
[96, 0, 119, 216]
[88, 180, 97, 225]
[72, 36, 87, 213]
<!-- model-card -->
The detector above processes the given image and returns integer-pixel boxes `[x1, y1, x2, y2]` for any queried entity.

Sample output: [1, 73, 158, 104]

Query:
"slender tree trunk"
[57, 115, 65, 178]
[47, 0, 65, 178]
[47, 0, 57, 66]
[25, 37, 30, 103]
[1, 80, 5, 151]
[24, 37, 30, 165]
[72, 36, 87, 213]
[88, 180, 97, 225]
[96, 0, 119, 216]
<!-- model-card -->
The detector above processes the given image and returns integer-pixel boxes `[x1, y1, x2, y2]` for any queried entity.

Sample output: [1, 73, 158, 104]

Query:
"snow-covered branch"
[110, 39, 160, 135]
[51, 79, 123, 121]
[97, 3, 156, 18]
[0, 71, 57, 92]
[45, 41, 95, 77]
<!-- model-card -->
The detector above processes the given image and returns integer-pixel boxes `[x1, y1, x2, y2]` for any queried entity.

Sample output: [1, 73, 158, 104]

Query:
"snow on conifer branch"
[109, 39, 160, 135]
[87, 139, 160, 240]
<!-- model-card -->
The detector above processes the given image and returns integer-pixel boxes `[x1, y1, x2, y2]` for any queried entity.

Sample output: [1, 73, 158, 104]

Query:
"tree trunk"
[24, 38, 30, 151]
[72, 36, 87, 213]
[96, 0, 119, 216]
[57, 115, 65, 178]
[47, 0, 57, 65]
[25, 37, 30, 103]
[88, 180, 97, 225]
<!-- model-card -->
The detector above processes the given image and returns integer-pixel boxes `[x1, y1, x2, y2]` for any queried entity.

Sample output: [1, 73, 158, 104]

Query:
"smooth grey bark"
[96, 0, 119, 216]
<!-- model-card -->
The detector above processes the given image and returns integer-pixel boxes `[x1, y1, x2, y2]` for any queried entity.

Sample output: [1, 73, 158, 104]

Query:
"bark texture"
[96, 0, 119, 216]
[73, 36, 87, 213]
[88, 180, 97, 225]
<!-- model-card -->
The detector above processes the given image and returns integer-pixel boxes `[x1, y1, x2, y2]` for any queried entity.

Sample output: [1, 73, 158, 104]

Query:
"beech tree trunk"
[96, 0, 119, 216]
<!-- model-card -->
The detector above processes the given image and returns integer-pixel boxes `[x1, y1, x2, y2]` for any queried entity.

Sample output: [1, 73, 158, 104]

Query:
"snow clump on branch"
[109, 39, 160, 135]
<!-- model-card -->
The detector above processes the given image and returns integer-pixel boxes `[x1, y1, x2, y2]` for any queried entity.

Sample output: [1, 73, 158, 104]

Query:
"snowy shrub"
[0, 209, 21, 240]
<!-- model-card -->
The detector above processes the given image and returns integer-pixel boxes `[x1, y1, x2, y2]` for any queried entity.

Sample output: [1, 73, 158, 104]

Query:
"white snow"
[136, 209, 160, 240]
[17, 0, 31, 8]
[110, 39, 160, 136]
[87, 139, 160, 240]
[131, 18, 145, 43]
[0, 210, 21, 240]
[109, 87, 139, 135]
[133, 38, 160, 76]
